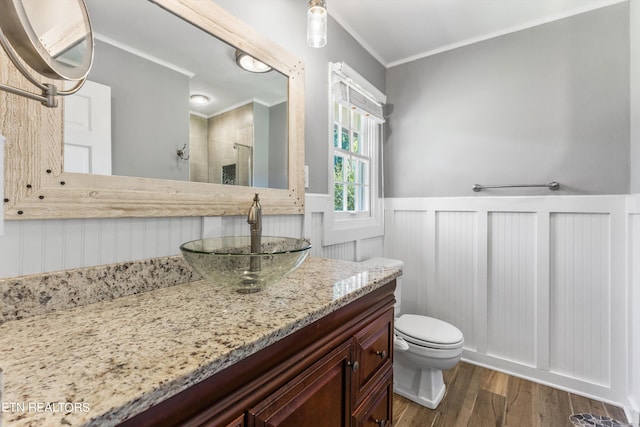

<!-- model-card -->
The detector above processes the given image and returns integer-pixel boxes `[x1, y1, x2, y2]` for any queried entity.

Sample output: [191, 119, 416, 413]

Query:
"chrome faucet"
[247, 193, 262, 271]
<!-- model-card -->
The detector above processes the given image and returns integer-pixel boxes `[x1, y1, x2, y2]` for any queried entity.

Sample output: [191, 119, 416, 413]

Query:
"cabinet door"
[248, 341, 353, 427]
[352, 372, 393, 427]
[353, 308, 393, 404]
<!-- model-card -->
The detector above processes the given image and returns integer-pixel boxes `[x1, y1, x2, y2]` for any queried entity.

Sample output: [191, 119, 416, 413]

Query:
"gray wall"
[213, 0, 386, 194]
[385, 4, 630, 197]
[632, 0, 640, 194]
[89, 40, 190, 181]
[269, 101, 288, 189]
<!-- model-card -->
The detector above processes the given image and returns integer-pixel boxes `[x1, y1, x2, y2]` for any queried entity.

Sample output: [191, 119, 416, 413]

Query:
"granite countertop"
[0, 257, 400, 427]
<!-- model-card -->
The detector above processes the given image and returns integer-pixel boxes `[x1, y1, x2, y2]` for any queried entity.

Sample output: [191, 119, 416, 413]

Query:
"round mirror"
[0, 0, 93, 82]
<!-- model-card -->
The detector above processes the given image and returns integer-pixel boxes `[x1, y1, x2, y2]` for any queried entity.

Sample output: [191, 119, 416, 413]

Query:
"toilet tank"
[360, 257, 404, 316]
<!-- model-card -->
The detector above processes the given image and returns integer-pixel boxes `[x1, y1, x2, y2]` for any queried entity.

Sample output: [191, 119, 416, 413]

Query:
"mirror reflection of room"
[63, 0, 288, 190]
[21, 0, 89, 67]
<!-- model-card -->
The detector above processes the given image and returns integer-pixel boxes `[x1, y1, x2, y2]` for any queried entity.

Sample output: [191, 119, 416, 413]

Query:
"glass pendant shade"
[307, 0, 327, 48]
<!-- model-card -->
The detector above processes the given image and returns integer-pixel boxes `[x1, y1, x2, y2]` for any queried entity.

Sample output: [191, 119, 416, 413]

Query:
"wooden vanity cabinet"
[120, 280, 395, 427]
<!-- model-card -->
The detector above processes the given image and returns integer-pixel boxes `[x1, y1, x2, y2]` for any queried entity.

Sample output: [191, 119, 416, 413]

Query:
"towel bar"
[472, 181, 560, 192]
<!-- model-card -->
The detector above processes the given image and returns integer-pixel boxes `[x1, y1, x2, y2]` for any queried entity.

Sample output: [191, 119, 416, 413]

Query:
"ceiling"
[81, 0, 628, 113]
[328, 0, 627, 67]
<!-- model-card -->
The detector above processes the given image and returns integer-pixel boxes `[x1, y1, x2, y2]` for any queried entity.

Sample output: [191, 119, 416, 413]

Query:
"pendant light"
[307, 0, 327, 48]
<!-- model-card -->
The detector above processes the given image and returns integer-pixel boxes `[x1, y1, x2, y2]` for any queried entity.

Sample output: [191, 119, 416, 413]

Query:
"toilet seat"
[395, 314, 464, 350]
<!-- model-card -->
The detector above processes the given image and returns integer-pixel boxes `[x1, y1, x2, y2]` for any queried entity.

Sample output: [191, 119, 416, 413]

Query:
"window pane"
[334, 156, 344, 183]
[347, 158, 356, 183]
[357, 160, 368, 185]
[333, 124, 339, 148]
[340, 105, 349, 127]
[334, 183, 344, 211]
[356, 185, 366, 211]
[341, 128, 349, 150]
[352, 111, 361, 133]
[347, 185, 355, 211]
[352, 131, 360, 154]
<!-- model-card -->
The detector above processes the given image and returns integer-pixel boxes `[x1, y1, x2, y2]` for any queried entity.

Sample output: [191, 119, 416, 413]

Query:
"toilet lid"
[395, 314, 464, 346]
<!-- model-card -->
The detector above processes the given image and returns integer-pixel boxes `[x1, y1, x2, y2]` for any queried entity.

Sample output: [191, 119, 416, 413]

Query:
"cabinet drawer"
[353, 307, 393, 403]
[352, 372, 393, 427]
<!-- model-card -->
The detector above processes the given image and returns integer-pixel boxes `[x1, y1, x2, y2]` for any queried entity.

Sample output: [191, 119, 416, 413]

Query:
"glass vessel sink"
[180, 236, 312, 293]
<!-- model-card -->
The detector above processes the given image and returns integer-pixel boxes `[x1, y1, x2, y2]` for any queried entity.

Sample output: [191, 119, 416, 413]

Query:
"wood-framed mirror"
[0, 0, 305, 219]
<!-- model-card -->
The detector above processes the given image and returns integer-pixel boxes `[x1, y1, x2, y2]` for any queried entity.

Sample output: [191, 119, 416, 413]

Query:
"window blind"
[331, 62, 385, 123]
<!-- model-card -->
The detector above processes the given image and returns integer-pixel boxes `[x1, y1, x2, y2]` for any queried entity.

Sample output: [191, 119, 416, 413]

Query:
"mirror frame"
[1, 0, 305, 219]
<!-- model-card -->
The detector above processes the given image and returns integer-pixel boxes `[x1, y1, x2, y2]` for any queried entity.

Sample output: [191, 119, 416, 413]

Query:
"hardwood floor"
[392, 362, 628, 427]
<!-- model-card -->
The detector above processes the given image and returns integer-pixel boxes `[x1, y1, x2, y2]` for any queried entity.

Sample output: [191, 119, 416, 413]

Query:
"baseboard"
[625, 397, 639, 426]
[460, 351, 624, 412]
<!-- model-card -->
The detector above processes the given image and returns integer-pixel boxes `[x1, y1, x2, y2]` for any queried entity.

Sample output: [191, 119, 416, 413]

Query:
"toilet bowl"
[359, 257, 464, 409]
[393, 314, 464, 409]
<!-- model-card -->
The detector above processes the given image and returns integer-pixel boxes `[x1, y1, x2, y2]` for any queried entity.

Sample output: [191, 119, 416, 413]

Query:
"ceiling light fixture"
[235, 50, 272, 73]
[307, 0, 327, 48]
[190, 94, 209, 105]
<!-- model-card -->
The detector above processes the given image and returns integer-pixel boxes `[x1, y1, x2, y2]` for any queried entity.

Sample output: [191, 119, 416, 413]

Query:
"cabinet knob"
[346, 360, 359, 372]
[374, 350, 387, 359]
[374, 419, 388, 427]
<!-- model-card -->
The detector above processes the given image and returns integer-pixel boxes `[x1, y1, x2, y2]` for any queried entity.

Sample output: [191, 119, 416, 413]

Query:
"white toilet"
[361, 258, 465, 409]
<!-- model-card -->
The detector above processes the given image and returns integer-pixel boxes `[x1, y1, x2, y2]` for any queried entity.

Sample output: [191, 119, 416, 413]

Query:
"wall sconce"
[307, 0, 327, 48]
[235, 50, 272, 73]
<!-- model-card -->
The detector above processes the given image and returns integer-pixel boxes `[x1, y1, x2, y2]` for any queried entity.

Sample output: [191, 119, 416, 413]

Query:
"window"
[330, 62, 385, 220]
[333, 103, 369, 212]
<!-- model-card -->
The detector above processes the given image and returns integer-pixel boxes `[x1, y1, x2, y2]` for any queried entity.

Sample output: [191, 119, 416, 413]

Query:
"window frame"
[327, 62, 385, 231]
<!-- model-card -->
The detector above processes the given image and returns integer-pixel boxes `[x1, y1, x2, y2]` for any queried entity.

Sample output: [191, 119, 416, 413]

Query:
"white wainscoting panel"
[386, 209, 429, 316]
[306, 212, 354, 260]
[385, 196, 628, 407]
[550, 213, 611, 386]
[359, 236, 385, 262]
[627, 198, 640, 424]
[0, 217, 202, 279]
[487, 212, 536, 367]
[304, 194, 385, 262]
[0, 202, 374, 280]
[433, 211, 478, 350]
